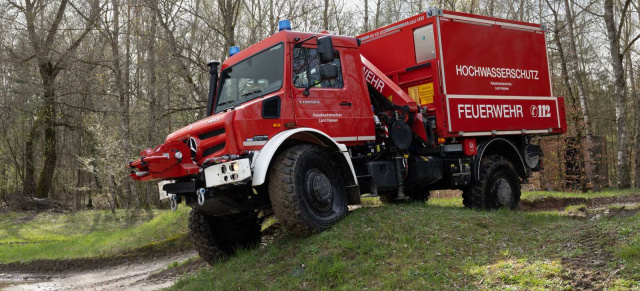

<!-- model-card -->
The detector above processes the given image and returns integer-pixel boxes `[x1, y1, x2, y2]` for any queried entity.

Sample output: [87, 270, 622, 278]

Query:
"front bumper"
[157, 159, 252, 200]
[129, 140, 201, 182]
[203, 159, 252, 187]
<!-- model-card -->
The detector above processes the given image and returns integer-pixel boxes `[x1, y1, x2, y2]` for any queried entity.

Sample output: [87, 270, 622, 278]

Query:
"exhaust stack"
[206, 60, 221, 117]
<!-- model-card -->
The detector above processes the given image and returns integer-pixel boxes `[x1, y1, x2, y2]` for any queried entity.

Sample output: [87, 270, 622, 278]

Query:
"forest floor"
[0, 190, 639, 290]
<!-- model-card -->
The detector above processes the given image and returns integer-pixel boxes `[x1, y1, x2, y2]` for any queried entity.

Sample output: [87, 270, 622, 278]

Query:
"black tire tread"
[268, 144, 347, 235]
[188, 209, 224, 265]
[188, 209, 261, 266]
[463, 155, 521, 210]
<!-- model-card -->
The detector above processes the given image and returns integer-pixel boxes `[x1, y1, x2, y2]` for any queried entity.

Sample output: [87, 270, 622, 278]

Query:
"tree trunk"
[563, 0, 597, 190]
[374, 0, 382, 28]
[110, 0, 135, 207]
[631, 53, 640, 188]
[323, 0, 329, 30]
[363, 0, 369, 33]
[268, 0, 275, 35]
[24, 122, 38, 197]
[34, 62, 57, 199]
[147, 9, 159, 206]
[220, 0, 240, 49]
[489, 0, 495, 16]
[604, 0, 630, 188]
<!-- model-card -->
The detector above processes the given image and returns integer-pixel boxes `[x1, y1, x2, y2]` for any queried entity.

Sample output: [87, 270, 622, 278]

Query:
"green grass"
[0, 206, 189, 263]
[171, 198, 640, 290]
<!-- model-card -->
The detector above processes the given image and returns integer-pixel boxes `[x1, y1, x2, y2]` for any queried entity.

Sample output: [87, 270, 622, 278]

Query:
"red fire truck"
[129, 8, 566, 264]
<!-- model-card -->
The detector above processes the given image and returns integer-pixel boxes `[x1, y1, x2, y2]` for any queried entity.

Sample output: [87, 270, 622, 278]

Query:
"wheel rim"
[304, 168, 334, 213]
[491, 177, 513, 206]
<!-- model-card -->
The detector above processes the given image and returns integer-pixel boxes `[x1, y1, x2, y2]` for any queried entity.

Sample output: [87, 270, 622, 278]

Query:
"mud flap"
[346, 185, 361, 205]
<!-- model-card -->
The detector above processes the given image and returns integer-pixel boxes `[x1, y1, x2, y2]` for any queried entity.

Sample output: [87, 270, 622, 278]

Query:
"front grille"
[198, 128, 225, 140]
[202, 142, 226, 158]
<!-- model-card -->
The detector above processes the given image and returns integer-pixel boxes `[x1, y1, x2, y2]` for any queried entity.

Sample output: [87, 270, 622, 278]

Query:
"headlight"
[174, 151, 183, 160]
[231, 162, 239, 171]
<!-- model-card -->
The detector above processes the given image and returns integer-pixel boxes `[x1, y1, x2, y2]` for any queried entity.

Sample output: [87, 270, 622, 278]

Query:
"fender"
[474, 138, 527, 180]
[251, 128, 358, 188]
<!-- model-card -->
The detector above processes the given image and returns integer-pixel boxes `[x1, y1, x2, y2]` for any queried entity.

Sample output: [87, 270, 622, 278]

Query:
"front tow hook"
[197, 188, 206, 206]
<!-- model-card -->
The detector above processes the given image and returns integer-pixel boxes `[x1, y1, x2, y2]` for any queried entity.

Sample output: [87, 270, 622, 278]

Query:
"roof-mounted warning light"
[426, 7, 443, 17]
[278, 20, 291, 31]
[229, 46, 240, 57]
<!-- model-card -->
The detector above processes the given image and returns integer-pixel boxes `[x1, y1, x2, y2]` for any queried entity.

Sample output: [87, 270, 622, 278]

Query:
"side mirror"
[317, 36, 335, 64]
[321, 64, 338, 80]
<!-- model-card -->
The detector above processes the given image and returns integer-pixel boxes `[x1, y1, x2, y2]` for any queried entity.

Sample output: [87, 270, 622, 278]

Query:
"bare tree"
[562, 0, 597, 190]
[604, 0, 635, 188]
[9, 0, 101, 198]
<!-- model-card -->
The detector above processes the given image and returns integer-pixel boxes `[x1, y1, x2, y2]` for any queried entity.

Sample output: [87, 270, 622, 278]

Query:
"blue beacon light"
[278, 20, 291, 31]
[229, 46, 240, 57]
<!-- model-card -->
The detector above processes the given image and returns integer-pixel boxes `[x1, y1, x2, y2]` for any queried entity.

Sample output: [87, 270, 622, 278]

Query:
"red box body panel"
[438, 18, 552, 97]
[358, 11, 566, 137]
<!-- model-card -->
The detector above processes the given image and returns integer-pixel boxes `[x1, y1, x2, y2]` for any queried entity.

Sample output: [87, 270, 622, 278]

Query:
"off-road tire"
[462, 155, 521, 210]
[188, 209, 261, 265]
[268, 144, 348, 235]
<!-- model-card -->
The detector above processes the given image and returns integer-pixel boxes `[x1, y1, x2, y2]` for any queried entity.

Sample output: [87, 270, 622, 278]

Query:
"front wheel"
[188, 209, 261, 265]
[462, 155, 521, 210]
[268, 144, 348, 235]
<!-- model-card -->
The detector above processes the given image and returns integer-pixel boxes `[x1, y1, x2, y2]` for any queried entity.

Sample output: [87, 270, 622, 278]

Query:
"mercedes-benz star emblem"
[188, 137, 198, 159]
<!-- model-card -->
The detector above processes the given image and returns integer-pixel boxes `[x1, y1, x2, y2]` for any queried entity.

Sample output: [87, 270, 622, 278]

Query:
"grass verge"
[0, 206, 190, 263]
[172, 197, 639, 290]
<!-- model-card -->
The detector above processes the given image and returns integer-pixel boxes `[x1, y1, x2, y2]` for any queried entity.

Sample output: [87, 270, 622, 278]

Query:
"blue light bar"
[278, 20, 291, 31]
[229, 46, 240, 57]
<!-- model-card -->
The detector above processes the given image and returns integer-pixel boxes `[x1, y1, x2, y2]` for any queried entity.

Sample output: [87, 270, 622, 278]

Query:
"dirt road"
[0, 252, 199, 291]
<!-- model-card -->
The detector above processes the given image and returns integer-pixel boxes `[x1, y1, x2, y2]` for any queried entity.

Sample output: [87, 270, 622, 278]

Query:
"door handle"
[339, 101, 352, 107]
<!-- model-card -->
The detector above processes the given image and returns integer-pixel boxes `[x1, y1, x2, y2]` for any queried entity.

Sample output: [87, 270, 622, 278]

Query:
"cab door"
[290, 45, 362, 143]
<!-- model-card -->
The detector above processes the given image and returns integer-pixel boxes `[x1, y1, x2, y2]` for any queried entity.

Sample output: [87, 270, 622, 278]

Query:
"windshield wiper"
[241, 89, 262, 98]
[217, 100, 236, 107]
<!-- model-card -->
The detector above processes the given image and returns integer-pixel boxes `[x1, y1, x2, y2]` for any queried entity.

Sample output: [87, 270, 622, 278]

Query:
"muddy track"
[561, 225, 621, 290]
[0, 252, 201, 291]
[0, 234, 192, 273]
[0, 222, 287, 290]
[520, 194, 640, 211]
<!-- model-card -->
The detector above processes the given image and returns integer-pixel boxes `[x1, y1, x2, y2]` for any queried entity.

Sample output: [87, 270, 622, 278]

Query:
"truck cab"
[129, 10, 566, 266]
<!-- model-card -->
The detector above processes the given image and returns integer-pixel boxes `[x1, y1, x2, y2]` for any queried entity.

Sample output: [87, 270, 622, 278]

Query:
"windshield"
[215, 43, 284, 113]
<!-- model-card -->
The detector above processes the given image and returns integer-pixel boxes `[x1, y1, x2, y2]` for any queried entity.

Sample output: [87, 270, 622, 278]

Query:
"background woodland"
[0, 0, 639, 209]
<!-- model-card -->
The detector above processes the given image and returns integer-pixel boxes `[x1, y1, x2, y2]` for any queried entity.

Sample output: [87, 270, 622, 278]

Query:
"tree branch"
[621, 33, 640, 57]
[43, 0, 69, 49]
[615, 0, 632, 42]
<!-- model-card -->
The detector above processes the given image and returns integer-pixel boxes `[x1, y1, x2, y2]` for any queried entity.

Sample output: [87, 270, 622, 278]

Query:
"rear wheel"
[268, 144, 348, 235]
[188, 209, 261, 265]
[463, 155, 521, 210]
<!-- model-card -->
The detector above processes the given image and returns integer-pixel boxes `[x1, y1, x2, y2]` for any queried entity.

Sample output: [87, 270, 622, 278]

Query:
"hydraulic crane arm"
[361, 55, 429, 144]
[361, 55, 418, 113]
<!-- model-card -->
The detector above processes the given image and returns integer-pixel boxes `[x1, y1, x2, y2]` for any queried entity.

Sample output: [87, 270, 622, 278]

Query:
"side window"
[413, 24, 436, 63]
[292, 47, 343, 88]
